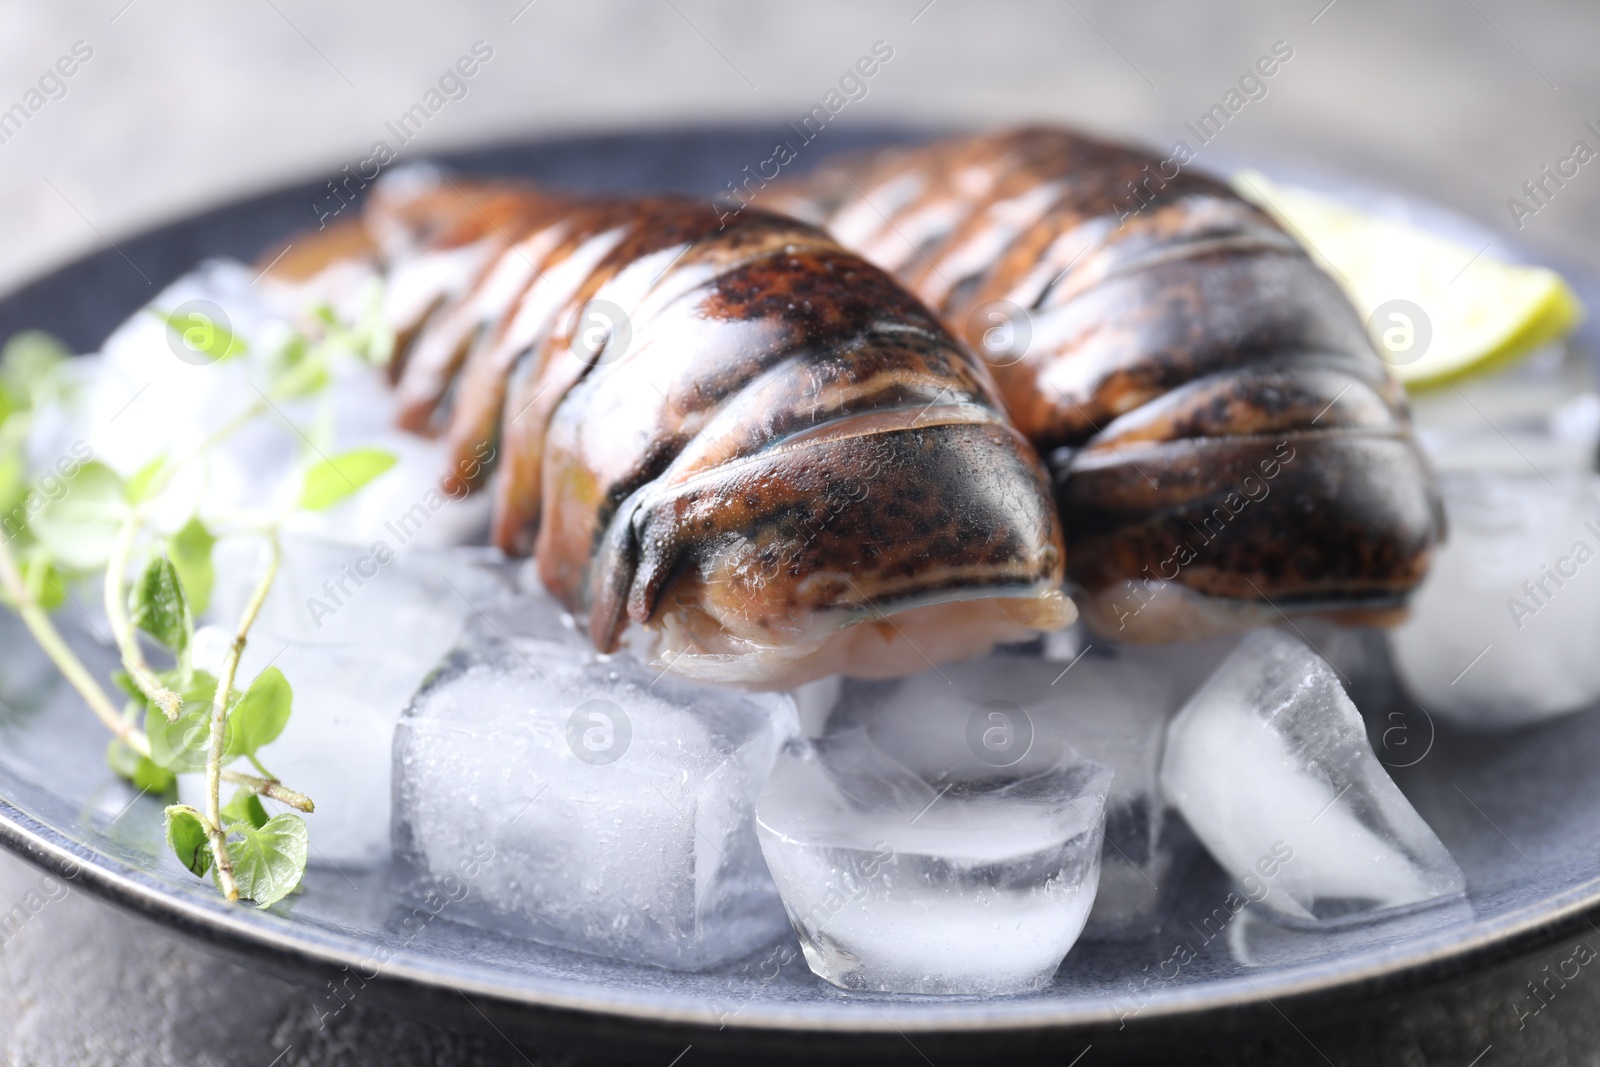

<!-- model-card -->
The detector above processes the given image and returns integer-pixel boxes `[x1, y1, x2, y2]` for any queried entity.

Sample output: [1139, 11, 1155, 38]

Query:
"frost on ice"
[393, 629, 799, 971]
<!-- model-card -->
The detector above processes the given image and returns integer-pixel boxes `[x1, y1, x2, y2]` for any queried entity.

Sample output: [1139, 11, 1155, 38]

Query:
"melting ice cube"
[1160, 630, 1465, 922]
[755, 727, 1110, 994]
[1390, 470, 1600, 728]
[393, 644, 798, 971]
[825, 642, 1227, 936]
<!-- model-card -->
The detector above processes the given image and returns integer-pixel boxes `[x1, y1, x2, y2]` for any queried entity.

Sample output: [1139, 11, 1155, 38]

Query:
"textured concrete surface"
[2, 1, 1600, 1063]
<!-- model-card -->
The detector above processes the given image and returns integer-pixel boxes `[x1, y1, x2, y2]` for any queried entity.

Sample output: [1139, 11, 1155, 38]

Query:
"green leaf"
[106, 738, 176, 795]
[150, 307, 246, 362]
[135, 758, 175, 794]
[221, 788, 269, 831]
[164, 804, 213, 878]
[125, 455, 168, 504]
[279, 333, 309, 369]
[144, 702, 210, 772]
[297, 448, 396, 511]
[228, 814, 308, 907]
[283, 363, 330, 399]
[144, 669, 227, 773]
[167, 516, 216, 616]
[129, 554, 191, 656]
[29, 461, 126, 569]
[228, 666, 291, 758]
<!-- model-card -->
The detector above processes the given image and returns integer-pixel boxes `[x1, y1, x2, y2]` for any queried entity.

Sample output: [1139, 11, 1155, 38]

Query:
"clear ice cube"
[182, 538, 510, 867]
[825, 644, 1211, 935]
[61, 260, 486, 550]
[755, 727, 1110, 994]
[1390, 470, 1600, 728]
[393, 643, 799, 971]
[438, 571, 598, 672]
[1160, 629, 1465, 922]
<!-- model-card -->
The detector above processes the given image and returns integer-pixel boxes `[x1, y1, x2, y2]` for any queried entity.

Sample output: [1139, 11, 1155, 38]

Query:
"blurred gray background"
[3, 0, 1600, 1063]
[3, 0, 1599, 292]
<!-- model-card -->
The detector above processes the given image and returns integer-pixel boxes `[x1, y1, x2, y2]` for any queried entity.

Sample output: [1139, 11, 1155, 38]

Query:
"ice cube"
[182, 538, 511, 867]
[1082, 637, 1244, 932]
[80, 261, 297, 497]
[830, 653, 1166, 805]
[276, 361, 491, 550]
[1390, 470, 1600, 728]
[205, 535, 511, 645]
[443, 573, 598, 672]
[1160, 630, 1465, 922]
[1408, 343, 1599, 475]
[393, 647, 799, 971]
[826, 645, 1201, 936]
[755, 728, 1110, 994]
[56, 260, 486, 551]
[1286, 619, 1402, 717]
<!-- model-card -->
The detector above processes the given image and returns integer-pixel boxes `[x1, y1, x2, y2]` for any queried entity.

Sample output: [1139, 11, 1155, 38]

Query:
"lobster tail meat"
[269, 172, 1070, 688]
[775, 127, 1444, 640]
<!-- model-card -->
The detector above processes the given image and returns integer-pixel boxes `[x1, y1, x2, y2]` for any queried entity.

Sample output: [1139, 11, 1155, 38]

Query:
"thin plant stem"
[0, 537, 150, 755]
[194, 398, 269, 459]
[102, 393, 279, 722]
[205, 535, 281, 901]
[104, 505, 180, 720]
[222, 769, 313, 813]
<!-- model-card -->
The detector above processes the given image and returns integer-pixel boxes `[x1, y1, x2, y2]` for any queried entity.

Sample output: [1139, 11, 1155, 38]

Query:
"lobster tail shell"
[270, 172, 1070, 687]
[777, 126, 1444, 639]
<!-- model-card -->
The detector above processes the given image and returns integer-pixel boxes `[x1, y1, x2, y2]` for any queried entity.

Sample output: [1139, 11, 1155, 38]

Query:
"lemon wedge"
[1233, 170, 1584, 389]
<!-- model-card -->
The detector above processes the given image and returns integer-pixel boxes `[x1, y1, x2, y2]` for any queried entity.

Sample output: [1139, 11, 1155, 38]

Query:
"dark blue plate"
[2, 127, 1598, 1064]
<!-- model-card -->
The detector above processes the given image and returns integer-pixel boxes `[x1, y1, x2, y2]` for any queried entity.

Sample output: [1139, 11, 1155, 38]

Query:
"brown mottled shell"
[776, 126, 1445, 634]
[273, 177, 1067, 673]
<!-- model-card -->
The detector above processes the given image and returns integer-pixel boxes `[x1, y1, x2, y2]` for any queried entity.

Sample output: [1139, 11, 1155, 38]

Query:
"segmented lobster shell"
[773, 127, 1444, 639]
[269, 176, 1070, 686]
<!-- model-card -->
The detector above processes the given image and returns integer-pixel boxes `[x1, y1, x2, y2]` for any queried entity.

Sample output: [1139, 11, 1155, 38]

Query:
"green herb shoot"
[0, 290, 393, 906]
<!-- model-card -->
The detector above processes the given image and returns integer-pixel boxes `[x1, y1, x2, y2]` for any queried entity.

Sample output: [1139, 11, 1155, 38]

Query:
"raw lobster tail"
[269, 172, 1071, 687]
[774, 127, 1444, 640]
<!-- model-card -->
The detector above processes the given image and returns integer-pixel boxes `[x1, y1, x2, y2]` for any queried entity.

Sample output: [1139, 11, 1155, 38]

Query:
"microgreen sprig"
[0, 290, 396, 906]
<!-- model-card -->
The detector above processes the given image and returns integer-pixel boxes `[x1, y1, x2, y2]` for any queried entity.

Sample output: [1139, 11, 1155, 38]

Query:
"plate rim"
[8, 784, 1600, 1039]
